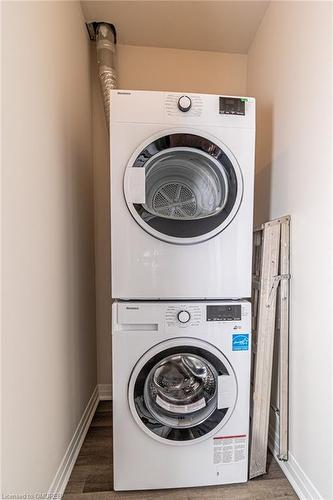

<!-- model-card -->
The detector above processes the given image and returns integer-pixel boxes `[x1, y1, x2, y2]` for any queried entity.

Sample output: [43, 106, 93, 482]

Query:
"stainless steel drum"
[144, 353, 218, 428]
[143, 148, 229, 220]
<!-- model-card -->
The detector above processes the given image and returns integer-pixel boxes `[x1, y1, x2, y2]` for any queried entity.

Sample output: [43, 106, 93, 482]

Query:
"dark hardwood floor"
[63, 401, 297, 499]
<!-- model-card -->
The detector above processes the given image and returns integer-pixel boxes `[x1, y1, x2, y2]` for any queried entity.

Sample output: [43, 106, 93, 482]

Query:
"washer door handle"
[125, 167, 146, 204]
[217, 374, 236, 409]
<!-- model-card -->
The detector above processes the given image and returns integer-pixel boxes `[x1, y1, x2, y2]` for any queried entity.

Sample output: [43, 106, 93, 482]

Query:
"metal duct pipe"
[95, 23, 117, 131]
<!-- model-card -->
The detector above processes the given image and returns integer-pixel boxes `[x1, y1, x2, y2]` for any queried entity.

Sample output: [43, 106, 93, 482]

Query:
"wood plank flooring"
[64, 401, 297, 499]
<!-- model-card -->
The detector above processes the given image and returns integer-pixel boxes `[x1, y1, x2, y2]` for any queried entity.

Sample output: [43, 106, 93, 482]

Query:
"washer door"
[124, 131, 243, 244]
[128, 338, 237, 445]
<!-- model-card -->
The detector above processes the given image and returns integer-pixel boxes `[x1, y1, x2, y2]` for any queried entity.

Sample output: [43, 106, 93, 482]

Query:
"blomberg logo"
[126, 306, 139, 310]
[117, 91, 131, 95]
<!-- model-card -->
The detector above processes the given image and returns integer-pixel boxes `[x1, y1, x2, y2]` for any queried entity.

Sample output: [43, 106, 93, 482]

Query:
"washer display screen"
[207, 305, 242, 322]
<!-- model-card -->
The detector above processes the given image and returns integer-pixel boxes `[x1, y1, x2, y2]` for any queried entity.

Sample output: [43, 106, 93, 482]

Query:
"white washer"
[110, 90, 255, 300]
[112, 300, 251, 491]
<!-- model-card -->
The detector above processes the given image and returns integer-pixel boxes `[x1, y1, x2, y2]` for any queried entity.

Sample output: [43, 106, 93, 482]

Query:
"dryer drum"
[143, 148, 228, 220]
[128, 133, 242, 242]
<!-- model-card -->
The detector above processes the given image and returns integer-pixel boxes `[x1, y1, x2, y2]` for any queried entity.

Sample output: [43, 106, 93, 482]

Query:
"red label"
[213, 434, 246, 440]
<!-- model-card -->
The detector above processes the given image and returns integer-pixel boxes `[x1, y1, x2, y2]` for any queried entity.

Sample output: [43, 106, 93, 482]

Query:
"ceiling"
[81, 1, 269, 54]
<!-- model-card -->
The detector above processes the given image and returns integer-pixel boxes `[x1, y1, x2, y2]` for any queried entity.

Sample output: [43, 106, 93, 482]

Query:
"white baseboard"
[98, 383, 112, 400]
[268, 416, 322, 500]
[48, 386, 99, 496]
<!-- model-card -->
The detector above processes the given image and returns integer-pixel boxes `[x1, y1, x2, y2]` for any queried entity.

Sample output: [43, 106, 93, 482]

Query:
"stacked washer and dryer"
[110, 90, 255, 491]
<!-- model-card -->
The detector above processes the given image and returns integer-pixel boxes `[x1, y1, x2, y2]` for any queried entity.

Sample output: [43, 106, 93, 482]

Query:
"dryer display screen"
[219, 97, 245, 116]
[207, 305, 241, 322]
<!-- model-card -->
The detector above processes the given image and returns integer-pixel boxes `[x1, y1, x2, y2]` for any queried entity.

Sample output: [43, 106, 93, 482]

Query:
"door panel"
[129, 341, 237, 444]
[124, 132, 243, 244]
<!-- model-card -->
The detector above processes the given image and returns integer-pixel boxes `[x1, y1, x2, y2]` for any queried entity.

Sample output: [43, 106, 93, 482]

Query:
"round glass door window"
[128, 339, 237, 444]
[124, 132, 243, 244]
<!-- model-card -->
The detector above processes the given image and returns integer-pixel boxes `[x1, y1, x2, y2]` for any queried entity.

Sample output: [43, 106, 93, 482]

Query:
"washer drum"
[144, 353, 218, 429]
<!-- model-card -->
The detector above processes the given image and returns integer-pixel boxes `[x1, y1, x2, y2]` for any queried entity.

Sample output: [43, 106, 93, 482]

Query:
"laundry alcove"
[1, 2, 332, 499]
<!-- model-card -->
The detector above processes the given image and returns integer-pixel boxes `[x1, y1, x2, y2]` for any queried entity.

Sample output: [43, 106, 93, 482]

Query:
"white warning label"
[156, 395, 206, 414]
[213, 434, 247, 465]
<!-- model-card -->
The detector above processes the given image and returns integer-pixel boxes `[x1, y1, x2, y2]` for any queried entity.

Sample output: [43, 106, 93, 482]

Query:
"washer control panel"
[177, 310, 191, 323]
[207, 304, 242, 321]
[166, 304, 201, 328]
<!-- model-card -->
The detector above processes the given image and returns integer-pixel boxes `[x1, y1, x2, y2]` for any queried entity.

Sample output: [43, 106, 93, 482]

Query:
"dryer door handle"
[125, 167, 146, 204]
[217, 374, 236, 409]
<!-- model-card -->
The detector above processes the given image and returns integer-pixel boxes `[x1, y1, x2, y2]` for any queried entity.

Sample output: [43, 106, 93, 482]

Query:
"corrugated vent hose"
[96, 23, 117, 131]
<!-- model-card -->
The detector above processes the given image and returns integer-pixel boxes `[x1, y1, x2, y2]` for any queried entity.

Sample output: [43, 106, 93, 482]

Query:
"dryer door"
[128, 338, 237, 445]
[124, 131, 243, 244]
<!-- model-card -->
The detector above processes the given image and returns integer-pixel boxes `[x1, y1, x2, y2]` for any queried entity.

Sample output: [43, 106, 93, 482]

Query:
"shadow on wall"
[60, 118, 98, 402]
[254, 102, 273, 226]
[253, 100, 280, 437]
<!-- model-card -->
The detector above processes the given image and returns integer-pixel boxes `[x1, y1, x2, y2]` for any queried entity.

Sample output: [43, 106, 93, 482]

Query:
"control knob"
[178, 95, 192, 112]
[177, 310, 191, 323]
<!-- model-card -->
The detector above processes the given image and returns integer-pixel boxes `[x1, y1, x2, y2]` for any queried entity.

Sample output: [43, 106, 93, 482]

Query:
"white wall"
[92, 43, 248, 386]
[248, 2, 333, 498]
[2, 1, 97, 493]
[116, 44, 247, 94]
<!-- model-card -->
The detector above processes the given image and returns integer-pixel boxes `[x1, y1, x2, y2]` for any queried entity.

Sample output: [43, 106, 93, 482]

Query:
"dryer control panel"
[219, 97, 246, 116]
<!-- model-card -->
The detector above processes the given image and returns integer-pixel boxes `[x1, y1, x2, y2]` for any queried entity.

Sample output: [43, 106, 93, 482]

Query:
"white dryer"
[112, 300, 251, 491]
[110, 90, 255, 299]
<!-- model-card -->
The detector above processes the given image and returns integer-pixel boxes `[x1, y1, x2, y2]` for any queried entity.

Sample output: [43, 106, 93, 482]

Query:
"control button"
[178, 95, 192, 112]
[177, 310, 191, 323]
